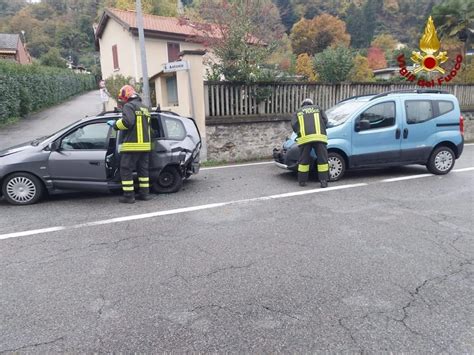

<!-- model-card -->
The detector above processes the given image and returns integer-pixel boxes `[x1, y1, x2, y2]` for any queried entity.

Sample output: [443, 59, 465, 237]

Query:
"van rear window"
[437, 101, 454, 116]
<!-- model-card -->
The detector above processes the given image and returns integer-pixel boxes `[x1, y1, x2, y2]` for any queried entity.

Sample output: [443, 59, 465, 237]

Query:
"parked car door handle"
[89, 161, 100, 166]
[395, 128, 401, 139]
[403, 128, 409, 139]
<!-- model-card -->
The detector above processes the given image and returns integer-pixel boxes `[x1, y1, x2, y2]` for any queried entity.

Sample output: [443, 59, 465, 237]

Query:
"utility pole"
[136, 0, 151, 107]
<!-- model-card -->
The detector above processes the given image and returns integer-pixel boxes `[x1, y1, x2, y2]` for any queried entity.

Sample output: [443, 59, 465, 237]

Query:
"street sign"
[163, 61, 189, 73]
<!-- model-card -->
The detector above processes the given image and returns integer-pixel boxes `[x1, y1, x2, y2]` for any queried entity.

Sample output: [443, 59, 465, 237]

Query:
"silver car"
[0, 110, 201, 205]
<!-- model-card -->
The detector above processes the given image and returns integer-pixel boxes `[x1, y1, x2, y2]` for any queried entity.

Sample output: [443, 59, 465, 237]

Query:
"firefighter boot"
[119, 191, 135, 204]
[136, 188, 153, 201]
[320, 180, 328, 188]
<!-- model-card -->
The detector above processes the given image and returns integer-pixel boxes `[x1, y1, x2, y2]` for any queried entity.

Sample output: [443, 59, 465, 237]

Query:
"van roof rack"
[370, 89, 449, 101]
[338, 94, 375, 103]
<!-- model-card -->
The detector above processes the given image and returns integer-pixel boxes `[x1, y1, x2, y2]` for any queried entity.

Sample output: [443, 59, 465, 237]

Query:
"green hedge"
[0, 61, 96, 124]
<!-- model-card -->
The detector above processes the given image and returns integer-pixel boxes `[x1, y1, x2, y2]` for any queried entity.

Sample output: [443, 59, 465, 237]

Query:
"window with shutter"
[167, 42, 180, 62]
[112, 44, 119, 70]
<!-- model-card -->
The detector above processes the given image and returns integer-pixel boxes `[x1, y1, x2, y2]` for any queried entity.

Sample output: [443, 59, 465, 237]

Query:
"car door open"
[48, 122, 111, 191]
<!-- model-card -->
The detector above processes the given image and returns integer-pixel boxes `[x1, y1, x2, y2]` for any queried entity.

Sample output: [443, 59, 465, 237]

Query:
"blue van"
[273, 90, 464, 181]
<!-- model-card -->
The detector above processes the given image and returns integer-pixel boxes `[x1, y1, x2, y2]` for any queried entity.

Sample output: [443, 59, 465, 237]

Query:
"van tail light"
[460, 115, 464, 136]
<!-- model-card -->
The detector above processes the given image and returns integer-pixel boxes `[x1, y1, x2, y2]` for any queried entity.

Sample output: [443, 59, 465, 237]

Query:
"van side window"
[437, 101, 454, 116]
[357, 102, 395, 130]
[405, 100, 433, 124]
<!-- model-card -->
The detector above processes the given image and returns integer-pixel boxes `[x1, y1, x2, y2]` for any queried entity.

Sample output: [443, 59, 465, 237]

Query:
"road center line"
[0, 183, 366, 241]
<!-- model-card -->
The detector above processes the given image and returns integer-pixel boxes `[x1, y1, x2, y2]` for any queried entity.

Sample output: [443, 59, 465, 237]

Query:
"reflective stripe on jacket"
[291, 105, 328, 145]
[114, 98, 152, 152]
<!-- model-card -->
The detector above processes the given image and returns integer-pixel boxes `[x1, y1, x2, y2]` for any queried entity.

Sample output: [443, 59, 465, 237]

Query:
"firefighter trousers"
[298, 142, 329, 184]
[120, 152, 150, 195]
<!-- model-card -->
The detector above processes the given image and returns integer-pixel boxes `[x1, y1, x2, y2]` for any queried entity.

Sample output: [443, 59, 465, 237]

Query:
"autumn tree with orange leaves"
[367, 46, 387, 70]
[290, 13, 350, 56]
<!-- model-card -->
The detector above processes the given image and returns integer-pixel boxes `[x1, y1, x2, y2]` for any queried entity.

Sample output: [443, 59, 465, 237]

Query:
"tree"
[453, 61, 474, 84]
[56, 25, 89, 64]
[267, 34, 294, 71]
[289, 18, 315, 55]
[296, 53, 317, 81]
[432, 0, 473, 40]
[40, 48, 67, 68]
[348, 54, 374, 82]
[195, 0, 285, 82]
[273, 0, 297, 33]
[313, 46, 353, 83]
[114, 0, 178, 16]
[290, 13, 350, 56]
[367, 46, 387, 70]
[371, 33, 398, 53]
[344, 3, 365, 48]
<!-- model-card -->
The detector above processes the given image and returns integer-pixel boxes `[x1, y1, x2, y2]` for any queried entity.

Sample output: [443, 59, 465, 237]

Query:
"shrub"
[0, 60, 95, 124]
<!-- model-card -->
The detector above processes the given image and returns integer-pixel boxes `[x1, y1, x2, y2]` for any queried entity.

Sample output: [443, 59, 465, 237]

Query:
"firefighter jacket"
[113, 97, 152, 152]
[291, 104, 329, 145]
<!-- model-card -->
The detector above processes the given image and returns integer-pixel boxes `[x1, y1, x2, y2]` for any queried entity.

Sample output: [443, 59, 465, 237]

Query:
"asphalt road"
[0, 91, 102, 151]
[1, 142, 473, 352]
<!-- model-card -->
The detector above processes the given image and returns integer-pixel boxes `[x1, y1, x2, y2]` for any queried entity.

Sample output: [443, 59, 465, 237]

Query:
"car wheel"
[427, 146, 455, 175]
[328, 152, 346, 181]
[152, 166, 183, 193]
[2, 172, 44, 205]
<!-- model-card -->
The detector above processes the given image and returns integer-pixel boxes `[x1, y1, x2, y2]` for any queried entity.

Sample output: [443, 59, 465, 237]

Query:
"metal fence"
[204, 82, 474, 118]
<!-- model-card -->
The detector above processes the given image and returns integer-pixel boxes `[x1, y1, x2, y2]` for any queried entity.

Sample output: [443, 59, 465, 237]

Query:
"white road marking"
[464, 143, 474, 146]
[0, 183, 366, 240]
[1, 166, 473, 241]
[0, 226, 66, 241]
[382, 174, 433, 182]
[452, 167, 474, 173]
[201, 161, 273, 170]
[382, 166, 474, 182]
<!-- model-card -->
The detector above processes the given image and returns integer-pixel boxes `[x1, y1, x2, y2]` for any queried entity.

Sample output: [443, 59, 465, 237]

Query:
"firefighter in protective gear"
[108, 85, 152, 203]
[291, 98, 329, 188]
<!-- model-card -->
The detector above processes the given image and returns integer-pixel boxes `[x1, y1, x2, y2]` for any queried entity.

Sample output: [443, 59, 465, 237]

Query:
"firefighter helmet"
[118, 85, 137, 102]
[301, 98, 313, 107]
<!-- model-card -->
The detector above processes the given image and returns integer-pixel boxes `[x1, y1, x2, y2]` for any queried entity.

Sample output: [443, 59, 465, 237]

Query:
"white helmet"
[301, 98, 313, 107]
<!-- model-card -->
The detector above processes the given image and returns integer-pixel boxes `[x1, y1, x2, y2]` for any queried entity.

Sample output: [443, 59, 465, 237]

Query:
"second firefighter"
[291, 98, 330, 188]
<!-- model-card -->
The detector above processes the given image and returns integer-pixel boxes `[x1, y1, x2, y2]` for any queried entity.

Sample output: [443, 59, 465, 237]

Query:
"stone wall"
[206, 116, 291, 161]
[205, 111, 474, 161]
[463, 111, 474, 142]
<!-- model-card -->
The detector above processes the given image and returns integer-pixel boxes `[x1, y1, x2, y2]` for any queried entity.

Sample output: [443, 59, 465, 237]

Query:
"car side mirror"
[355, 119, 371, 132]
[48, 141, 60, 151]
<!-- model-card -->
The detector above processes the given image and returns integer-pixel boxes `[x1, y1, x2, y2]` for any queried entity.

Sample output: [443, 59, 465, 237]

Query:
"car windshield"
[326, 100, 368, 127]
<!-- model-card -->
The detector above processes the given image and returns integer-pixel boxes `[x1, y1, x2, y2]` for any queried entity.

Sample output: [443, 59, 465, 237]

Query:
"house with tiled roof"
[0, 33, 32, 64]
[95, 8, 217, 105]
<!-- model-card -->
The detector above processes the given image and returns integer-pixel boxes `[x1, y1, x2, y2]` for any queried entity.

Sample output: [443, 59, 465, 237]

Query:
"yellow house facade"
[95, 8, 214, 109]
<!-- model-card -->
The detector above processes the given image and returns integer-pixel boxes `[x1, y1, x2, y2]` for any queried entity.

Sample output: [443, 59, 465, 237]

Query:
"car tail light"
[460, 115, 464, 136]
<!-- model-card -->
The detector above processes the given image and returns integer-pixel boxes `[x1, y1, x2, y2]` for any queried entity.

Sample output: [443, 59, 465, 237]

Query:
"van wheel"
[2, 172, 43, 205]
[152, 166, 183, 193]
[328, 152, 346, 181]
[427, 146, 455, 175]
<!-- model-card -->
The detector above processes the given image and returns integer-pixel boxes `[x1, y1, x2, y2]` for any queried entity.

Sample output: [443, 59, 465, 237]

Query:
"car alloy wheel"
[427, 146, 455, 175]
[328, 153, 345, 181]
[434, 150, 453, 172]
